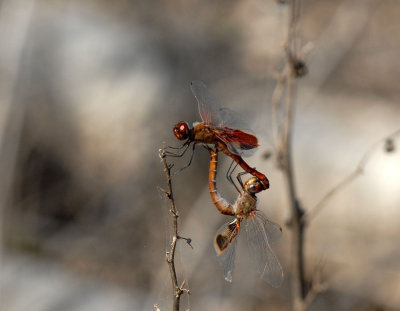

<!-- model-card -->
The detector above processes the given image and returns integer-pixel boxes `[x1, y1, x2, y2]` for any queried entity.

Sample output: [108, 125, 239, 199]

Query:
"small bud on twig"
[385, 138, 395, 153]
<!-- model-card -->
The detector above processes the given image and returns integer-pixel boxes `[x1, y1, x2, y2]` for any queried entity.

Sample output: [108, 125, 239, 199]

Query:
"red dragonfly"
[170, 80, 269, 190]
[208, 149, 283, 287]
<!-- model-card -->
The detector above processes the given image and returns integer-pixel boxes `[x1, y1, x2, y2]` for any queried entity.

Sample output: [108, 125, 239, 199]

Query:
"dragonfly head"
[244, 177, 264, 195]
[173, 121, 192, 141]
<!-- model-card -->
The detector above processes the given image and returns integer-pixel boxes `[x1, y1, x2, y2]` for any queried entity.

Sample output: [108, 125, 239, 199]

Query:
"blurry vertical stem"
[159, 147, 188, 311]
[283, 68, 306, 311]
[0, 0, 36, 262]
[280, 1, 306, 310]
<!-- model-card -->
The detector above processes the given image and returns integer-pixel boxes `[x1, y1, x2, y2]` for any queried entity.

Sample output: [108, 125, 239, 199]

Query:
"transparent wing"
[245, 214, 284, 288]
[253, 211, 283, 245]
[190, 81, 260, 157]
[214, 219, 240, 282]
[219, 107, 255, 133]
[190, 80, 222, 125]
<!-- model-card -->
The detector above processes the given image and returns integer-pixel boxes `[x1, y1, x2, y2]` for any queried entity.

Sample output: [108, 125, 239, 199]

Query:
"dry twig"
[305, 127, 400, 222]
[159, 146, 190, 311]
[272, 1, 309, 310]
[271, 1, 399, 310]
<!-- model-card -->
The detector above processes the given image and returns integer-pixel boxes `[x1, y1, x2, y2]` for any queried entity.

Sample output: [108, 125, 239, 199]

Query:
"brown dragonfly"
[208, 149, 283, 287]
[169, 80, 269, 190]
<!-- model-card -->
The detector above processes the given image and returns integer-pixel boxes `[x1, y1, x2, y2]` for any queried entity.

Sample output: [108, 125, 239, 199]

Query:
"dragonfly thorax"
[192, 122, 218, 145]
[234, 192, 257, 215]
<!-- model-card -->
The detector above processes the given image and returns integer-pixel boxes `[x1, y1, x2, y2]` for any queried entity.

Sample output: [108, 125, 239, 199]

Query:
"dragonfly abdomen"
[208, 150, 235, 216]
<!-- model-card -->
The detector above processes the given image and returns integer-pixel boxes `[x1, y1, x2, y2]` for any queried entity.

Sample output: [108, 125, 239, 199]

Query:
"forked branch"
[271, 1, 398, 310]
[305, 127, 400, 222]
[159, 146, 190, 311]
[272, 1, 309, 310]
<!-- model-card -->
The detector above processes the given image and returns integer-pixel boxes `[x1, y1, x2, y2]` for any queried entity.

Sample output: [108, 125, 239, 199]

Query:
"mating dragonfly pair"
[167, 81, 283, 288]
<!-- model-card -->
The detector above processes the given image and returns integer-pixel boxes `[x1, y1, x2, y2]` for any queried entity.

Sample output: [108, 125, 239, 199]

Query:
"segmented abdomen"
[208, 150, 235, 216]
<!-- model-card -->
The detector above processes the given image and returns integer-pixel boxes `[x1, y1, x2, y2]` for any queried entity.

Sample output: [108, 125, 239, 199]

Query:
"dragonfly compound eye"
[173, 121, 190, 140]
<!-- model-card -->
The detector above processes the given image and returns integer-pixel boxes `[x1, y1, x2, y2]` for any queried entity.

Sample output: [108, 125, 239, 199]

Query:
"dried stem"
[159, 146, 190, 311]
[272, 1, 308, 310]
[282, 69, 306, 311]
[305, 127, 400, 222]
[272, 2, 399, 310]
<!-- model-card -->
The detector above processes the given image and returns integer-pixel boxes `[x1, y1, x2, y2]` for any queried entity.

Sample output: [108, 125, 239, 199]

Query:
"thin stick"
[159, 146, 190, 311]
[305, 127, 400, 222]
[274, 1, 307, 310]
[273, 2, 396, 310]
[281, 64, 306, 311]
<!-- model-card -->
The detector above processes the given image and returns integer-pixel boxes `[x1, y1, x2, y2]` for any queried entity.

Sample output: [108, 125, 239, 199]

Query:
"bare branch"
[271, 1, 395, 310]
[305, 127, 400, 222]
[272, 1, 309, 310]
[159, 146, 190, 311]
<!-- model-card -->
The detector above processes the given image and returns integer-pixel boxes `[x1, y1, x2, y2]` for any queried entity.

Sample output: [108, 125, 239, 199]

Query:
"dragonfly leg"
[172, 143, 196, 176]
[226, 160, 241, 194]
[236, 171, 249, 190]
[164, 141, 190, 157]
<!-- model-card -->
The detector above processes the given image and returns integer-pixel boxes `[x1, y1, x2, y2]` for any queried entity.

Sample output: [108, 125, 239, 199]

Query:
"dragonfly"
[208, 148, 283, 287]
[168, 80, 269, 190]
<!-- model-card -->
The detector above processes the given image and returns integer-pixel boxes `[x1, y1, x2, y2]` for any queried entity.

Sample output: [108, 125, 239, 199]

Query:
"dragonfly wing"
[218, 107, 255, 133]
[215, 127, 259, 157]
[245, 214, 284, 288]
[190, 80, 222, 125]
[254, 211, 283, 245]
[214, 220, 240, 282]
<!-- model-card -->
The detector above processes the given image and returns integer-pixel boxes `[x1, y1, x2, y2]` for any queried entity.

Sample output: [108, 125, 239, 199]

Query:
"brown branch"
[305, 127, 400, 222]
[272, 2, 398, 310]
[282, 70, 307, 311]
[273, 1, 309, 310]
[159, 146, 190, 311]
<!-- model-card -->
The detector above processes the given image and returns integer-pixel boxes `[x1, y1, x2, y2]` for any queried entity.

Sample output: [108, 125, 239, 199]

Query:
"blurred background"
[0, 0, 399, 310]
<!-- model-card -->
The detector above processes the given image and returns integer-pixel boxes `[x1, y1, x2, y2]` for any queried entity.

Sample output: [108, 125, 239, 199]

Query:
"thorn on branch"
[159, 144, 190, 311]
[287, 48, 307, 78]
[262, 150, 272, 160]
[179, 280, 191, 295]
[178, 236, 194, 249]
[385, 138, 395, 153]
[292, 59, 308, 78]
[158, 186, 168, 195]
[276, 0, 288, 5]
[159, 148, 166, 159]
